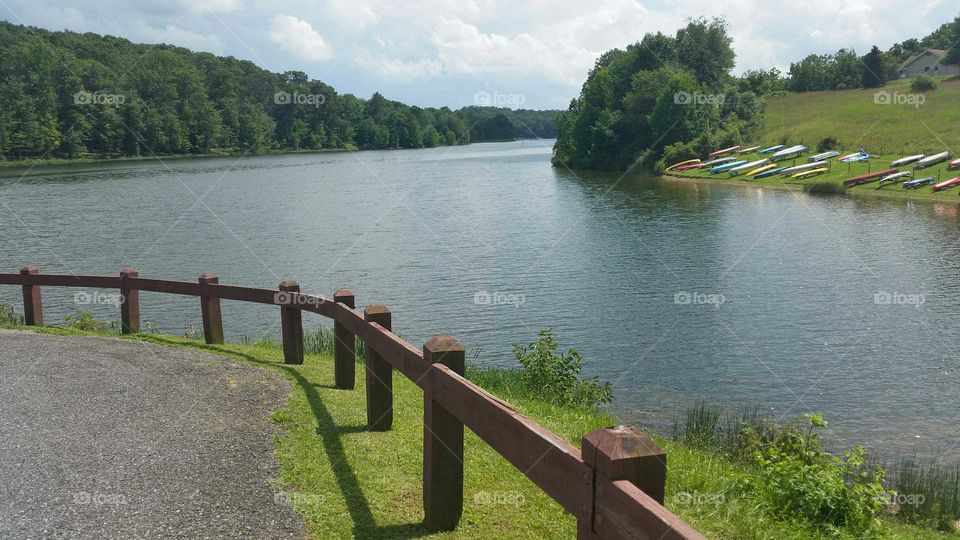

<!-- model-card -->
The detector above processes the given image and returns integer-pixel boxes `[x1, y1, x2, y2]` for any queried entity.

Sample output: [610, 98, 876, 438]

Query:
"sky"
[1, 0, 956, 110]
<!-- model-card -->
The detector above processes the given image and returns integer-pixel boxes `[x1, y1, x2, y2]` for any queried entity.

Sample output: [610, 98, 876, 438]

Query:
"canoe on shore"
[916, 152, 950, 169]
[746, 163, 778, 177]
[770, 145, 808, 161]
[904, 176, 935, 189]
[666, 158, 700, 171]
[728, 158, 771, 175]
[809, 151, 840, 162]
[710, 160, 748, 174]
[843, 168, 897, 187]
[932, 177, 960, 192]
[754, 166, 790, 179]
[709, 146, 741, 159]
[878, 171, 913, 186]
[791, 167, 829, 179]
[780, 161, 829, 176]
[891, 154, 924, 167]
[758, 145, 784, 155]
[947, 158, 960, 171]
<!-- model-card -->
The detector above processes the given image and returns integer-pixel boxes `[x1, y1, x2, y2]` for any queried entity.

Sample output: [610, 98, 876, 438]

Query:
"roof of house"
[899, 49, 952, 70]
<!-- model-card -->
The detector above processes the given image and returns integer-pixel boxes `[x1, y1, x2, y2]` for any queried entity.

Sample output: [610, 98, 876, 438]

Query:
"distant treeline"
[0, 22, 559, 161]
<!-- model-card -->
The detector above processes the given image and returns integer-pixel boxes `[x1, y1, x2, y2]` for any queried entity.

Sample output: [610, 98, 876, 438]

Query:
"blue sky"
[2, 0, 956, 109]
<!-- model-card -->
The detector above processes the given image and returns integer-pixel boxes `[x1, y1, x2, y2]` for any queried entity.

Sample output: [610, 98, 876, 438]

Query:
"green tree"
[861, 46, 885, 88]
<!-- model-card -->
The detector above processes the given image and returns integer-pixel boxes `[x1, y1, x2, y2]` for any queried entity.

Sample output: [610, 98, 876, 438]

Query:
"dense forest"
[553, 14, 959, 171]
[0, 22, 558, 161]
[552, 18, 761, 171]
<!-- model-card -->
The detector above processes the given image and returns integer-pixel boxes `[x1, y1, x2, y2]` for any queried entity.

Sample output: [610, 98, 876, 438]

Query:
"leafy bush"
[911, 75, 937, 93]
[513, 329, 612, 408]
[0, 302, 22, 325]
[662, 141, 700, 166]
[817, 136, 839, 152]
[64, 310, 109, 332]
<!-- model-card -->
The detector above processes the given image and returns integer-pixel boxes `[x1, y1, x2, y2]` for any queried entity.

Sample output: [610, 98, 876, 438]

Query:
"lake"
[2, 140, 958, 461]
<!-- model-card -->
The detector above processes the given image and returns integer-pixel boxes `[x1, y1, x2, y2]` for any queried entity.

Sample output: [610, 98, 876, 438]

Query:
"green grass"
[763, 77, 960, 154]
[2, 324, 956, 538]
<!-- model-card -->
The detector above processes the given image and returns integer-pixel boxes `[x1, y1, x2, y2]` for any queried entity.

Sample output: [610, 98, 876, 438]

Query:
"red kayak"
[673, 163, 705, 171]
[708, 146, 740, 159]
[932, 176, 960, 192]
[843, 169, 897, 187]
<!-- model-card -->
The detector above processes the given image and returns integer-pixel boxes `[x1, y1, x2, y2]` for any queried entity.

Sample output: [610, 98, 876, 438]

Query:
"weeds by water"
[886, 458, 960, 531]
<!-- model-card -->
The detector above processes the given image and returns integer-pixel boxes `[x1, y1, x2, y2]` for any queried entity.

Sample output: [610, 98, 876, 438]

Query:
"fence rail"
[0, 266, 705, 539]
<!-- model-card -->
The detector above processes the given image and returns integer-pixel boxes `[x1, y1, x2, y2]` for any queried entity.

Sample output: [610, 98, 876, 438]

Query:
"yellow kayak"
[666, 158, 700, 171]
[746, 163, 777, 177]
[791, 167, 829, 179]
[738, 145, 761, 154]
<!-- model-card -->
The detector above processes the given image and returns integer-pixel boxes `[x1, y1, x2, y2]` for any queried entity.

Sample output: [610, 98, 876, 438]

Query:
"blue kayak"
[903, 176, 935, 189]
[753, 166, 789, 179]
[758, 145, 785, 154]
[709, 160, 747, 174]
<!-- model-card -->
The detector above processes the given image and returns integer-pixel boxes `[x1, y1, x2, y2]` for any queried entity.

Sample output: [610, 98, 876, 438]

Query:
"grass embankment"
[668, 77, 960, 203]
[2, 322, 953, 539]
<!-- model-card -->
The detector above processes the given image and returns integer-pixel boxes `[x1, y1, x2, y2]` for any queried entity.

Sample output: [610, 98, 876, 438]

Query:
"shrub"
[513, 329, 612, 408]
[661, 141, 699, 166]
[64, 310, 109, 332]
[817, 136, 839, 152]
[0, 302, 22, 325]
[911, 76, 937, 93]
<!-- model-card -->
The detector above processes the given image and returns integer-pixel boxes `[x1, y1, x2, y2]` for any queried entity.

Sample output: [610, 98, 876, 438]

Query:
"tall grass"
[886, 458, 960, 531]
[0, 302, 23, 325]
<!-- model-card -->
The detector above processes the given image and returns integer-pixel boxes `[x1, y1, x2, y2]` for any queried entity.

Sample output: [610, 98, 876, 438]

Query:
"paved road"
[0, 330, 306, 539]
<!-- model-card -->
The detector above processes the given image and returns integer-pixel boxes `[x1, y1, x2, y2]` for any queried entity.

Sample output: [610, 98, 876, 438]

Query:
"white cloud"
[269, 14, 335, 62]
[189, 0, 242, 13]
[325, 0, 380, 30]
[356, 53, 442, 79]
[139, 24, 224, 53]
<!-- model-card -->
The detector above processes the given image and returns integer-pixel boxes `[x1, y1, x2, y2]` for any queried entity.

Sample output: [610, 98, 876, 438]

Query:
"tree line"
[0, 22, 558, 161]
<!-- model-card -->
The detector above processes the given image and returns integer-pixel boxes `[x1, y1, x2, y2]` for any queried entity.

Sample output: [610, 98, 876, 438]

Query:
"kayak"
[701, 157, 737, 167]
[809, 151, 840, 162]
[780, 161, 829, 176]
[673, 163, 705, 171]
[878, 171, 913, 185]
[770, 145, 808, 161]
[843, 168, 897, 187]
[932, 176, 960, 192]
[754, 166, 790, 179]
[710, 160, 748, 174]
[916, 151, 950, 169]
[666, 158, 700, 171]
[738, 146, 761, 154]
[890, 154, 924, 167]
[746, 163, 778, 177]
[709, 146, 741, 159]
[727, 159, 771, 176]
[948, 158, 960, 171]
[904, 176, 935, 189]
[758, 145, 784, 155]
[791, 167, 829, 179]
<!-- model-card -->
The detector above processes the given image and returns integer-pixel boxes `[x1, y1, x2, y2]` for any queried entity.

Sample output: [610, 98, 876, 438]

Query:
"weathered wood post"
[578, 425, 667, 538]
[198, 273, 224, 344]
[423, 336, 465, 531]
[364, 304, 392, 431]
[119, 268, 140, 334]
[20, 266, 42, 326]
[279, 280, 304, 365]
[333, 289, 356, 389]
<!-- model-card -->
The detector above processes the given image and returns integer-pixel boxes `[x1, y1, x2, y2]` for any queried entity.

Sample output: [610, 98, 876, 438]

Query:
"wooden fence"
[0, 266, 705, 539]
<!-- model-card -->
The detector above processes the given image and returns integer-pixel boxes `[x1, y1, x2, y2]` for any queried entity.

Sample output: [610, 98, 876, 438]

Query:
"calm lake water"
[2, 141, 959, 461]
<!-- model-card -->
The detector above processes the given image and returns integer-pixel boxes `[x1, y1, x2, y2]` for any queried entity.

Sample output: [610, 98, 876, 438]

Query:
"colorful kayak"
[890, 154, 924, 167]
[948, 158, 960, 171]
[839, 149, 873, 163]
[843, 168, 897, 187]
[709, 160, 748, 174]
[701, 157, 737, 167]
[758, 145, 784, 155]
[738, 146, 761, 154]
[709, 146, 741, 159]
[780, 161, 829, 176]
[903, 176, 935, 189]
[673, 163, 705, 171]
[746, 163, 778, 177]
[791, 167, 829, 179]
[878, 171, 913, 185]
[916, 151, 950, 169]
[754, 166, 790, 179]
[770, 145, 808, 161]
[809, 151, 840, 162]
[666, 158, 700, 171]
[932, 176, 960, 192]
[727, 159, 771, 176]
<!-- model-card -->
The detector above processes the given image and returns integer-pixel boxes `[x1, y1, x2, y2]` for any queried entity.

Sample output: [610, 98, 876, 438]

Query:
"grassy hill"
[763, 77, 960, 155]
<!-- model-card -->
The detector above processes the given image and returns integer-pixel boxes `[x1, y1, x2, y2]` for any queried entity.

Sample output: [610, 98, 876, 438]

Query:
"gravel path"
[0, 330, 306, 539]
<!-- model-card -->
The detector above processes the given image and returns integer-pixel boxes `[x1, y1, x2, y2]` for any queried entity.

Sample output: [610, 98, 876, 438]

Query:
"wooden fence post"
[119, 268, 140, 334]
[578, 425, 667, 538]
[20, 266, 42, 326]
[333, 289, 356, 389]
[198, 274, 224, 344]
[364, 304, 392, 431]
[279, 280, 303, 365]
[423, 336, 465, 531]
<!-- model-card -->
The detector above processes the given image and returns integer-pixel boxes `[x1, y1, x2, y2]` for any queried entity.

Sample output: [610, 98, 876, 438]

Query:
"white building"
[897, 49, 960, 78]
